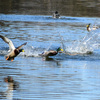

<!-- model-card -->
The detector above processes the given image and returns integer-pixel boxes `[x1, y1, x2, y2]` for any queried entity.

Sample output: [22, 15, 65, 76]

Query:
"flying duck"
[0, 35, 27, 61]
[39, 47, 63, 58]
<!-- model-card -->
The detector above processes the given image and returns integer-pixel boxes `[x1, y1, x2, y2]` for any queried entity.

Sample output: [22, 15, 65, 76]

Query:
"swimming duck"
[86, 24, 99, 32]
[0, 35, 27, 61]
[39, 47, 63, 58]
[53, 11, 60, 19]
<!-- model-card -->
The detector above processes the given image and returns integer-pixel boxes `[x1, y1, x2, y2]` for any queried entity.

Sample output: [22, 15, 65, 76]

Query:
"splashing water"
[23, 45, 42, 57]
[0, 44, 57, 58]
[0, 47, 8, 55]
[61, 28, 100, 54]
[0, 28, 100, 57]
[58, 33, 66, 53]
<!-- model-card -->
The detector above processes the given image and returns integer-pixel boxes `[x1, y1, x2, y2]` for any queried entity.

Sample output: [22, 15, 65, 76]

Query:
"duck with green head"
[0, 35, 27, 61]
[39, 47, 63, 58]
[86, 23, 99, 32]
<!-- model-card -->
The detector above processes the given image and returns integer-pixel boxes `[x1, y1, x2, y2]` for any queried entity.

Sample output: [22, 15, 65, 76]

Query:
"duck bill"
[22, 50, 24, 52]
[59, 49, 64, 53]
[86, 25, 89, 27]
[61, 49, 63, 51]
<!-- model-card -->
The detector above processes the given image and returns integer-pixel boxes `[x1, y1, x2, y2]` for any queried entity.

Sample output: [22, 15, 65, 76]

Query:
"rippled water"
[0, 14, 100, 100]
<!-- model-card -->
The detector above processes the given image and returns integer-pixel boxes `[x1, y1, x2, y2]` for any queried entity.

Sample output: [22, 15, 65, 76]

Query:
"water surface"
[0, 14, 100, 100]
[0, 0, 100, 100]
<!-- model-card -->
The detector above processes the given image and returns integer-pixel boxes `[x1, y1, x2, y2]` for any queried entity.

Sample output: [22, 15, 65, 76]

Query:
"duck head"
[57, 47, 63, 52]
[86, 24, 90, 28]
[86, 24, 91, 31]
[55, 11, 58, 14]
[19, 49, 24, 52]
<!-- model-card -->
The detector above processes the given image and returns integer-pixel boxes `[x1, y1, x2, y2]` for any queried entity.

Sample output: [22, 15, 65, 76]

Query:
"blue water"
[0, 14, 100, 100]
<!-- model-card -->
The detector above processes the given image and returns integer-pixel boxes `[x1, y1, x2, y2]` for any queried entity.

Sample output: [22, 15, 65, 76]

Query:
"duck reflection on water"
[0, 76, 19, 100]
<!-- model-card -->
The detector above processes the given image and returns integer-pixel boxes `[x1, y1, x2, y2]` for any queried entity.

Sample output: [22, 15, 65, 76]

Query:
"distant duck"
[86, 24, 99, 32]
[0, 35, 27, 61]
[53, 11, 60, 19]
[39, 47, 63, 58]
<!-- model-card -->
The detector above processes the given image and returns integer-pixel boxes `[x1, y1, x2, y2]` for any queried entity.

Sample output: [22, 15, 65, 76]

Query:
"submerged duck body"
[0, 35, 27, 61]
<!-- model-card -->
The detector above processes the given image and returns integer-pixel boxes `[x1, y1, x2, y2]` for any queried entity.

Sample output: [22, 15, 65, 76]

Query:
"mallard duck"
[39, 47, 63, 58]
[0, 35, 27, 61]
[86, 24, 99, 32]
[53, 11, 60, 19]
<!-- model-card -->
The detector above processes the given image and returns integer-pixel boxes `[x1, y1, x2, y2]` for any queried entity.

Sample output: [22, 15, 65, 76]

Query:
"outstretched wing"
[16, 42, 27, 50]
[0, 35, 15, 51]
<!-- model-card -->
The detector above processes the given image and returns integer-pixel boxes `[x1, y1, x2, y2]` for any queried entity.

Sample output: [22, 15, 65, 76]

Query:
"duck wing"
[16, 42, 27, 50]
[0, 35, 15, 52]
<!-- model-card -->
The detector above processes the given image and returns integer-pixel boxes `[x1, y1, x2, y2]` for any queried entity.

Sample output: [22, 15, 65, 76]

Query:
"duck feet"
[6, 56, 9, 60]
[11, 59, 14, 62]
